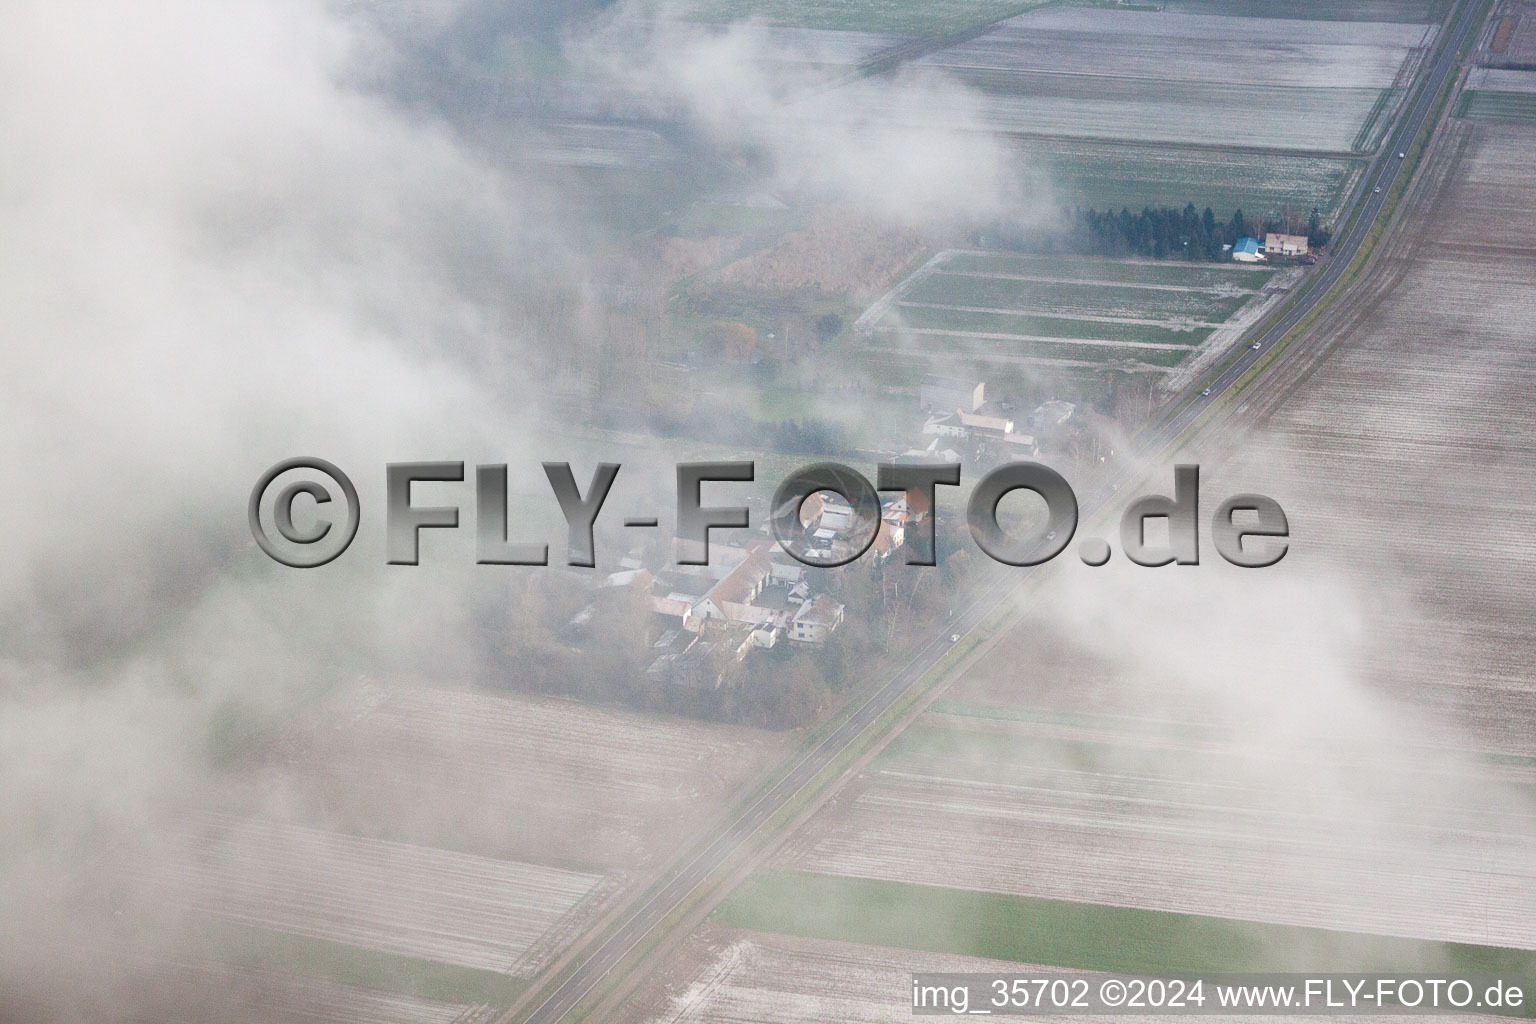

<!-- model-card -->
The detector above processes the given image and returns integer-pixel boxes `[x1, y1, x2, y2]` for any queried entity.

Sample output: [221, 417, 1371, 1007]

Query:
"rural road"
[510, 3, 1487, 1021]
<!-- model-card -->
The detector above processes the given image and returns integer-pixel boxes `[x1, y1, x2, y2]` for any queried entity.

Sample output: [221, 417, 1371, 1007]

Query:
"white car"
[949, 633, 961, 643]
[1201, 387, 1211, 396]
[1251, 342, 1261, 350]
[1374, 186, 1382, 193]
[1398, 151, 1406, 158]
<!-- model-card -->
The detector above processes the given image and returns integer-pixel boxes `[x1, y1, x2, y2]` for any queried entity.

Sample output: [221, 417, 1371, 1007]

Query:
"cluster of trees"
[593, 396, 854, 456]
[476, 515, 987, 730]
[984, 204, 1332, 261]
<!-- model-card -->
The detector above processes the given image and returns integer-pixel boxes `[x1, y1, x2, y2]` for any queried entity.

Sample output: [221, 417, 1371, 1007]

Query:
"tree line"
[982, 204, 1332, 261]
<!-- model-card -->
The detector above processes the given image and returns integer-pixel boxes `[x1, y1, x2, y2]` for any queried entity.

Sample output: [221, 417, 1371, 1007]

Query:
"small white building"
[1232, 237, 1264, 263]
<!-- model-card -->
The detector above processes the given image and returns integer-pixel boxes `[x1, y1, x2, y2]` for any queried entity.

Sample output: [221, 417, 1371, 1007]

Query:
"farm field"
[659, 0, 1047, 34]
[158, 966, 500, 1024]
[615, 925, 1520, 1024]
[261, 682, 790, 870]
[1210, 119, 1536, 755]
[857, 251, 1289, 384]
[908, 8, 1435, 152]
[615, 927, 1054, 1024]
[769, 115, 1536, 1000]
[1161, 0, 1447, 20]
[769, 715, 1536, 948]
[917, 11, 1433, 89]
[591, 19, 914, 65]
[1457, 69, 1536, 120]
[1028, 142, 1361, 221]
[939, 251, 1280, 287]
[716, 872, 1536, 977]
[183, 816, 617, 976]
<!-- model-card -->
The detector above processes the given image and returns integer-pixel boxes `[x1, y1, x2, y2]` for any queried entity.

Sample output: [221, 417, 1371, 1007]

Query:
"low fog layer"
[0, 1, 1045, 1018]
[4, 1, 1530, 1022]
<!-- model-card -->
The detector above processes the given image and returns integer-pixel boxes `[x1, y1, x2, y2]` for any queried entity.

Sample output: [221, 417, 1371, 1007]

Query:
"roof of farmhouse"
[921, 373, 982, 390]
[1235, 237, 1261, 254]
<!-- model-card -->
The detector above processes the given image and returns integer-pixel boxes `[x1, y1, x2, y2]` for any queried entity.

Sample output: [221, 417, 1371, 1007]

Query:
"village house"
[1264, 232, 1309, 258]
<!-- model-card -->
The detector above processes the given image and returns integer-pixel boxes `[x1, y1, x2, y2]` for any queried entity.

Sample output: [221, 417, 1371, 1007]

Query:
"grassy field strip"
[901, 277, 1252, 322]
[716, 872, 1536, 1006]
[896, 302, 1228, 329]
[1457, 90, 1536, 120]
[205, 922, 529, 1008]
[930, 270, 1266, 296]
[664, 0, 1047, 35]
[940, 250, 1279, 287]
[876, 327, 1195, 351]
[928, 699, 1536, 775]
[884, 305, 1217, 344]
[862, 345, 1186, 371]
[1163, 0, 1445, 21]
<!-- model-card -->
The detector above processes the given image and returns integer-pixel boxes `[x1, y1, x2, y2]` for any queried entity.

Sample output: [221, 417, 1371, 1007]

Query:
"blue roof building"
[1232, 237, 1264, 262]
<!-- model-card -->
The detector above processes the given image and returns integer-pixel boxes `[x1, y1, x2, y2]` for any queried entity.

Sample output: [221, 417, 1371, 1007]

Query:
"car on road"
[1201, 387, 1211, 396]
[1374, 186, 1382, 193]
[1251, 342, 1261, 350]
[1398, 151, 1406, 158]
[949, 633, 961, 643]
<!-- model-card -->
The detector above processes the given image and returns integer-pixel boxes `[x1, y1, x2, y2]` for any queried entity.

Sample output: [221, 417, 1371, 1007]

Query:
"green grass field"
[902, 274, 1253, 322]
[858, 252, 1277, 381]
[880, 305, 1213, 347]
[205, 923, 530, 1006]
[665, 0, 1047, 34]
[1160, 0, 1447, 21]
[868, 334, 1193, 368]
[1456, 90, 1536, 122]
[716, 871, 1536, 999]
[939, 252, 1275, 289]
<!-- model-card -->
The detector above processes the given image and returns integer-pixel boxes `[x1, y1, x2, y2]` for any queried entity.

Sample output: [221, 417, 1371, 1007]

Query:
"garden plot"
[908, 8, 1433, 152]
[182, 817, 616, 977]
[265, 682, 789, 870]
[775, 723, 1536, 949]
[858, 251, 1286, 375]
